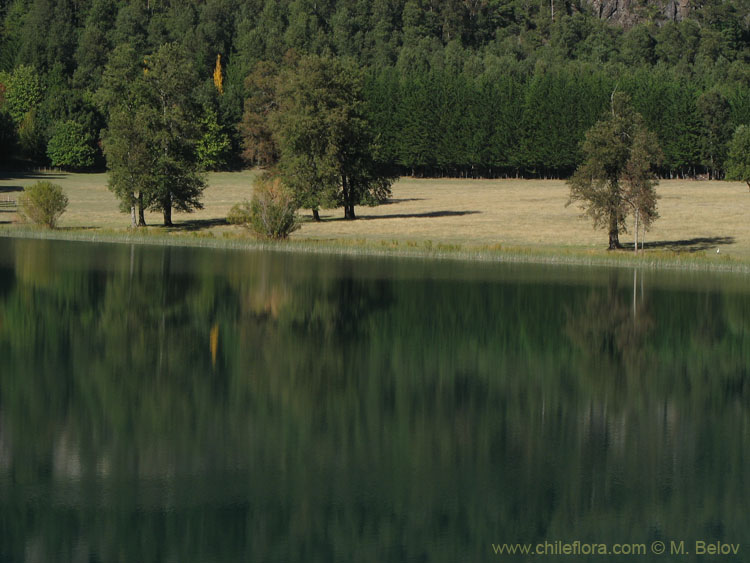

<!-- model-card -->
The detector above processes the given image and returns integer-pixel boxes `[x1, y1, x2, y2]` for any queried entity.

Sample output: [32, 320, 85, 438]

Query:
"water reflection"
[0, 239, 748, 562]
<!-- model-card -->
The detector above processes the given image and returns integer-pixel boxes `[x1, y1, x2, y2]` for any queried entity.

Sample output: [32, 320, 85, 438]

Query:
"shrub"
[229, 176, 299, 239]
[227, 201, 252, 226]
[18, 181, 69, 228]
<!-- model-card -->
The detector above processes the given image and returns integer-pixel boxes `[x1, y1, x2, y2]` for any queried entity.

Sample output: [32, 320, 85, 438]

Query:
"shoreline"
[1, 225, 747, 274]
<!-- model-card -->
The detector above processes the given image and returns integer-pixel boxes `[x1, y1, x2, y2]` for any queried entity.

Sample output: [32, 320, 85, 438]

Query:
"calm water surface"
[0, 238, 748, 562]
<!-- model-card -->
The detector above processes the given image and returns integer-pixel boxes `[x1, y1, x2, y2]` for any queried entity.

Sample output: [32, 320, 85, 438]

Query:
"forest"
[0, 0, 749, 179]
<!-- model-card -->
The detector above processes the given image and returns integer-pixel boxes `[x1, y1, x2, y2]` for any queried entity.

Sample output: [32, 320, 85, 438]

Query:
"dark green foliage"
[18, 180, 68, 228]
[102, 108, 154, 227]
[141, 43, 207, 226]
[72, 0, 119, 92]
[0, 108, 15, 161]
[2, 0, 750, 178]
[273, 54, 394, 219]
[239, 60, 279, 167]
[568, 93, 662, 250]
[697, 90, 732, 179]
[46, 120, 96, 169]
[98, 42, 206, 227]
[726, 125, 750, 189]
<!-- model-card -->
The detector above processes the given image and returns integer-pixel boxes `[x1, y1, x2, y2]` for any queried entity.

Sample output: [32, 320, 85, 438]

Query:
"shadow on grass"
[171, 218, 229, 231]
[623, 236, 735, 253]
[381, 198, 425, 205]
[323, 210, 481, 221]
[0, 186, 23, 194]
[0, 171, 68, 181]
[360, 210, 481, 220]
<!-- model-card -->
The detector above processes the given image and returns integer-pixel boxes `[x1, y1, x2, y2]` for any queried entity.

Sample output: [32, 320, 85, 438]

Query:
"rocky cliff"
[583, 0, 691, 26]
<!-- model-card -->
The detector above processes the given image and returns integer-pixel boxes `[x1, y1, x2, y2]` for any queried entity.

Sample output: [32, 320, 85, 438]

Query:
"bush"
[229, 176, 299, 239]
[18, 181, 69, 228]
[227, 201, 252, 225]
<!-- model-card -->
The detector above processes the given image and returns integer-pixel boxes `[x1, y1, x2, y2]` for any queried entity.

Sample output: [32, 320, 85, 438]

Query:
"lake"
[0, 237, 748, 562]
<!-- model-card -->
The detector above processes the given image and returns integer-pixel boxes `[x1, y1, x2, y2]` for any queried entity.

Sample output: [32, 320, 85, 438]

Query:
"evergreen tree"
[697, 90, 731, 179]
[239, 60, 279, 167]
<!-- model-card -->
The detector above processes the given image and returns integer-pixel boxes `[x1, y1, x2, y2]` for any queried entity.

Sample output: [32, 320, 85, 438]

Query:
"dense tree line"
[0, 0, 749, 178]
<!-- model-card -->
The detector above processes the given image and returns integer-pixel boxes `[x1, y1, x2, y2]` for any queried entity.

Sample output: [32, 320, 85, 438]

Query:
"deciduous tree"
[46, 120, 96, 169]
[98, 44, 151, 226]
[726, 125, 750, 190]
[273, 55, 394, 220]
[102, 108, 154, 227]
[140, 42, 206, 227]
[568, 93, 661, 250]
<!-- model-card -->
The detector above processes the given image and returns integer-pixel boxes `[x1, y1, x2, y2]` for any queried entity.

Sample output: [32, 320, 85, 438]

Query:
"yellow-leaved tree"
[213, 54, 223, 95]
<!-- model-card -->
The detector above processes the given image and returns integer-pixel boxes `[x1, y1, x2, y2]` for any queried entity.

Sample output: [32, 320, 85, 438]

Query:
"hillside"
[0, 0, 748, 178]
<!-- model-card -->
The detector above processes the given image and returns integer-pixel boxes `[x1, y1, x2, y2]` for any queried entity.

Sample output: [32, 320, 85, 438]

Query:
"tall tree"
[239, 60, 279, 167]
[102, 107, 154, 227]
[622, 126, 662, 252]
[726, 125, 750, 190]
[98, 44, 151, 226]
[697, 90, 731, 179]
[273, 54, 394, 220]
[568, 93, 661, 250]
[99, 43, 206, 227]
[141, 42, 206, 226]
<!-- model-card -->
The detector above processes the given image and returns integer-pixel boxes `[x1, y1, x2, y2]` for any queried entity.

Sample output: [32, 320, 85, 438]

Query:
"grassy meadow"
[1, 169, 749, 267]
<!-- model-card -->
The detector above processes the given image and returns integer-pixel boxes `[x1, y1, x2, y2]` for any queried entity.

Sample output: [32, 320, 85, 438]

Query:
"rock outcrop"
[584, 0, 691, 26]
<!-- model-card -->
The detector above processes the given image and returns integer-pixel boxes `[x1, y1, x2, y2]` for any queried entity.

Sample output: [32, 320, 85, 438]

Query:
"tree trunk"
[130, 203, 137, 228]
[342, 174, 356, 220]
[312, 208, 321, 222]
[163, 192, 173, 227]
[634, 210, 639, 254]
[608, 214, 621, 250]
[163, 203, 173, 227]
[137, 193, 146, 227]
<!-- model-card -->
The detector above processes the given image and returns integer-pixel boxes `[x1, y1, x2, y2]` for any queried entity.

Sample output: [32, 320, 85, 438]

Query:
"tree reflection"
[0, 241, 749, 561]
[566, 269, 654, 381]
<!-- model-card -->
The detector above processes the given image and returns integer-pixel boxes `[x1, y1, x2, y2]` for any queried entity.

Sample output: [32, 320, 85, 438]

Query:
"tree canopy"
[272, 55, 394, 220]
[726, 125, 750, 190]
[568, 93, 662, 250]
[0, 0, 748, 177]
[99, 42, 206, 227]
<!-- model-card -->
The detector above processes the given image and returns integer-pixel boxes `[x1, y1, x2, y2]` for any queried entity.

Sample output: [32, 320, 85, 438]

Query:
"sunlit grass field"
[1, 169, 749, 262]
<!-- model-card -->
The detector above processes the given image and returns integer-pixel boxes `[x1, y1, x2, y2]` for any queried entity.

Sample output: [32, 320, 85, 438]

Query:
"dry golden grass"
[1, 170, 749, 259]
